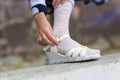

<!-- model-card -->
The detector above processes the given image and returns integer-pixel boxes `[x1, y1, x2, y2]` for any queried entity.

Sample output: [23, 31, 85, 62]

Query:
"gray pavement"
[0, 53, 120, 80]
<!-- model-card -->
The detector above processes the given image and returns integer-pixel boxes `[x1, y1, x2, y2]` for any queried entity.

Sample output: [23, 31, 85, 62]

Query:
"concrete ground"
[0, 52, 120, 80]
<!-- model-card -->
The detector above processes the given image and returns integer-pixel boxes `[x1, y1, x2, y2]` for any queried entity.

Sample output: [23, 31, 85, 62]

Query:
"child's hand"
[52, 0, 66, 7]
[34, 13, 59, 46]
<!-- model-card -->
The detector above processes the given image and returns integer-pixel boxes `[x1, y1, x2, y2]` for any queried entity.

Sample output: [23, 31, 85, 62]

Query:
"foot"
[44, 35, 100, 58]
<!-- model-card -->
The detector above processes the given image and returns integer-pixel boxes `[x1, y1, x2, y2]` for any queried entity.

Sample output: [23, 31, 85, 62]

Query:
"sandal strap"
[43, 35, 70, 52]
[43, 45, 58, 52]
[59, 35, 70, 40]
[66, 46, 87, 57]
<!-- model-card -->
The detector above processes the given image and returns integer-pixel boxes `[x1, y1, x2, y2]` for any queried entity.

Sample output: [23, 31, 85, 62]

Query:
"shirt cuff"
[31, 4, 47, 16]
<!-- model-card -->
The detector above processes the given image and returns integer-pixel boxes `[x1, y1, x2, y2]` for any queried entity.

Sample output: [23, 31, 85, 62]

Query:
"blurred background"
[0, 0, 120, 71]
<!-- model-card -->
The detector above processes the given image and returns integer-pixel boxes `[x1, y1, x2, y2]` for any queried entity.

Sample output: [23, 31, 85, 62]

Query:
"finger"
[41, 33, 55, 46]
[49, 27, 60, 44]
[55, 0, 61, 7]
[61, 0, 65, 4]
[45, 30, 59, 45]
[38, 35, 42, 41]
[36, 32, 47, 45]
[52, 0, 57, 7]
[37, 37, 47, 45]
[36, 31, 40, 42]
[38, 40, 47, 45]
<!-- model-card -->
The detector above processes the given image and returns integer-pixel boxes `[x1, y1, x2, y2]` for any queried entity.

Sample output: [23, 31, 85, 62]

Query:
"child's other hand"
[34, 13, 59, 46]
[52, 0, 66, 7]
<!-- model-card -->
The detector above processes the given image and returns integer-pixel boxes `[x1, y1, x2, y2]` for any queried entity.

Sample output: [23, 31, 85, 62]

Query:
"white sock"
[53, 0, 82, 55]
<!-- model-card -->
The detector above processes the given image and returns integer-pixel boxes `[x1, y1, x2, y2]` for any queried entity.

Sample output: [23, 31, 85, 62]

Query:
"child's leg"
[53, 0, 100, 56]
[53, 0, 74, 38]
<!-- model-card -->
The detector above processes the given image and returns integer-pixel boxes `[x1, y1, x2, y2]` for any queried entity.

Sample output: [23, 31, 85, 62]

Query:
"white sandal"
[43, 35, 101, 64]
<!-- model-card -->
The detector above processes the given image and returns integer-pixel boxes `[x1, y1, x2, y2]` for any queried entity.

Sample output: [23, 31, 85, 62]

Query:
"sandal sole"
[45, 52, 101, 64]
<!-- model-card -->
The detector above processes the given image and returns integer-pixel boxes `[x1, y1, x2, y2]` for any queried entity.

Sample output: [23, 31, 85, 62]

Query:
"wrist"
[34, 12, 47, 24]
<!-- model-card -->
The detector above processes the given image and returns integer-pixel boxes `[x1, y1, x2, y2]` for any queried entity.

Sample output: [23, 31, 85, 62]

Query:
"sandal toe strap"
[66, 46, 87, 57]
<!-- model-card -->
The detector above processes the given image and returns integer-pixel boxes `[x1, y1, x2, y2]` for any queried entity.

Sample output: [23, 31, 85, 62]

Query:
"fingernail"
[56, 38, 60, 42]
